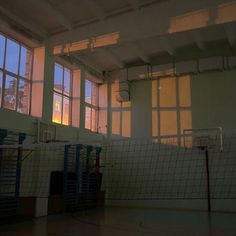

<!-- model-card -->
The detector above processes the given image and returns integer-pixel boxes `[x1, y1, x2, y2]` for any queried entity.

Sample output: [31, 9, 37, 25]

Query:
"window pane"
[152, 110, 158, 137]
[54, 63, 63, 92]
[0, 35, 5, 69]
[52, 93, 62, 124]
[20, 46, 32, 79]
[152, 80, 158, 108]
[122, 111, 131, 138]
[62, 97, 70, 125]
[85, 80, 92, 104]
[5, 39, 20, 74]
[160, 111, 177, 135]
[91, 108, 97, 132]
[17, 79, 30, 114]
[85, 106, 91, 129]
[159, 77, 176, 107]
[64, 68, 71, 96]
[3, 75, 17, 110]
[0, 71, 2, 106]
[112, 111, 120, 135]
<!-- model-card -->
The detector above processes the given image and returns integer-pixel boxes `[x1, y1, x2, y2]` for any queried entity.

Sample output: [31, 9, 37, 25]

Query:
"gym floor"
[1, 207, 236, 236]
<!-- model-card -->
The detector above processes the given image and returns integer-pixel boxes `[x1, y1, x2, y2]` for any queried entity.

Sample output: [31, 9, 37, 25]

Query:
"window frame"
[84, 78, 99, 132]
[152, 76, 192, 145]
[52, 62, 73, 126]
[0, 31, 34, 115]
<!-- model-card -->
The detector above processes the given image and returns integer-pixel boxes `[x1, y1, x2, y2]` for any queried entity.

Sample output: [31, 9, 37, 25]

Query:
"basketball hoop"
[183, 127, 223, 151]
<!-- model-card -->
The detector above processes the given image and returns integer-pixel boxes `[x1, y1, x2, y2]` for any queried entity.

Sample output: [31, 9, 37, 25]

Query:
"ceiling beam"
[84, 0, 105, 21]
[50, 0, 168, 44]
[40, 0, 73, 30]
[100, 48, 124, 68]
[50, 0, 236, 47]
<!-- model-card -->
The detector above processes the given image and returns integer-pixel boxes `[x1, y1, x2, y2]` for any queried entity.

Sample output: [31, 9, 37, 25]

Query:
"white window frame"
[152, 76, 192, 145]
[0, 31, 33, 115]
[52, 62, 73, 126]
[84, 79, 99, 132]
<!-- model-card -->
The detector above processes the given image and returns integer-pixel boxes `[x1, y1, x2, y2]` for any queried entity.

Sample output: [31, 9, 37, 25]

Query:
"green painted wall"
[192, 70, 236, 131]
[131, 80, 152, 139]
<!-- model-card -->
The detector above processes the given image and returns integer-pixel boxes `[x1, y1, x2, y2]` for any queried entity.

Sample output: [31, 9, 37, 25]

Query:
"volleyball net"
[101, 131, 236, 201]
[0, 128, 236, 217]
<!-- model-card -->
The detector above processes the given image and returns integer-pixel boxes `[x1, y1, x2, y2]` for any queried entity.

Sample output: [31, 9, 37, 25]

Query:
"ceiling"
[0, 0, 236, 74]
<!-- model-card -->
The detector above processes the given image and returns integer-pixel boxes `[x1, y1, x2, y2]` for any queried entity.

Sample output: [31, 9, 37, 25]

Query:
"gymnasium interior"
[0, 0, 236, 235]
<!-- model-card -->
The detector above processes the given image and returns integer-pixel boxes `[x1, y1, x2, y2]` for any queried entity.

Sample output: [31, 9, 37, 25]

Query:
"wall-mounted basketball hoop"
[183, 127, 223, 213]
[183, 127, 223, 152]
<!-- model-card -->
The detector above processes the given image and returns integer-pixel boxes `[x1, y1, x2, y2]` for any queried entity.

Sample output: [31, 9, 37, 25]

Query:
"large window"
[152, 75, 192, 145]
[52, 63, 81, 127]
[0, 33, 33, 114]
[52, 63, 72, 125]
[85, 79, 98, 132]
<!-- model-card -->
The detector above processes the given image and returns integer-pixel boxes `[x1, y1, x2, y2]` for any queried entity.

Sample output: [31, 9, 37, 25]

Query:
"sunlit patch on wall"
[169, 9, 209, 33]
[53, 32, 120, 55]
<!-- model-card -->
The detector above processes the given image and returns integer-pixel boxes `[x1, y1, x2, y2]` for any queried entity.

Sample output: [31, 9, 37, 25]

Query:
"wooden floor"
[1, 207, 236, 236]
